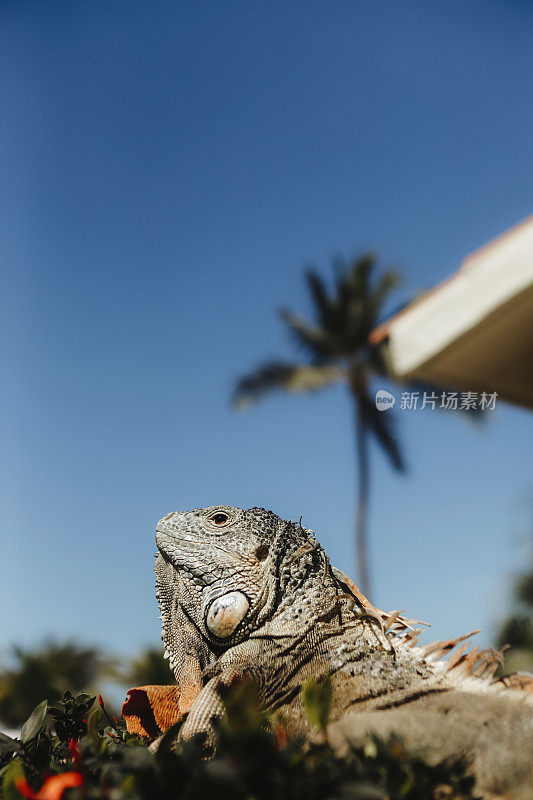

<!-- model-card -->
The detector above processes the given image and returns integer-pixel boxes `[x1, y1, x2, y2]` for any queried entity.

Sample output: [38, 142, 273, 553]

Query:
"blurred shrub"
[0, 683, 477, 800]
[496, 531, 533, 674]
[0, 643, 112, 729]
[116, 647, 171, 687]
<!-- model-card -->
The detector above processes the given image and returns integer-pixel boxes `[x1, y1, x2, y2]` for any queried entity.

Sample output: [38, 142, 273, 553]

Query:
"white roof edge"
[388, 216, 533, 375]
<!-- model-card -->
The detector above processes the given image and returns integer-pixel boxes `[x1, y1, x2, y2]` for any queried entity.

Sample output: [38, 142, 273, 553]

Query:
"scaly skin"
[151, 505, 533, 799]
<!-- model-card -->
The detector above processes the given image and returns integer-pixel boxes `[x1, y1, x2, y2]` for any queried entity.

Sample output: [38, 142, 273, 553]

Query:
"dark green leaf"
[20, 700, 47, 743]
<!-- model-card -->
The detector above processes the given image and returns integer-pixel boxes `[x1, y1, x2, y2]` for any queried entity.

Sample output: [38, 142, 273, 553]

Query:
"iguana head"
[155, 505, 329, 649]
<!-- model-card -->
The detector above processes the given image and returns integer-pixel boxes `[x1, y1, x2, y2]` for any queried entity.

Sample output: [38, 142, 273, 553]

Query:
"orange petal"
[38, 772, 83, 800]
[17, 773, 83, 800]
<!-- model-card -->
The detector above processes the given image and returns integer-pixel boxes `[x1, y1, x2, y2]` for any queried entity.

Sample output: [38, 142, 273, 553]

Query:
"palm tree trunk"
[354, 395, 371, 598]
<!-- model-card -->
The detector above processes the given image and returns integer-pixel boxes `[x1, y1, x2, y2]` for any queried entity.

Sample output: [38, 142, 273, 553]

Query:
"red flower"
[15, 772, 83, 800]
[68, 739, 82, 769]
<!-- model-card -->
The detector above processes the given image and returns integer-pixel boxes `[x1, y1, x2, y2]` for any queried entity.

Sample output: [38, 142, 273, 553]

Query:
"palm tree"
[232, 254, 404, 598]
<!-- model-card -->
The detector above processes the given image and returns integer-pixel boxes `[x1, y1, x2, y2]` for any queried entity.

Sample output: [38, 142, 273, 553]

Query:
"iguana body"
[124, 505, 533, 799]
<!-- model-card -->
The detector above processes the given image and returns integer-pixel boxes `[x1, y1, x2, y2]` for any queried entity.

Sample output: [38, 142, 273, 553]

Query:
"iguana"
[122, 505, 533, 799]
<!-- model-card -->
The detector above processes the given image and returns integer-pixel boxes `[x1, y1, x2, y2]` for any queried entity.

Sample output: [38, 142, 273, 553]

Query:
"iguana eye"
[207, 511, 232, 528]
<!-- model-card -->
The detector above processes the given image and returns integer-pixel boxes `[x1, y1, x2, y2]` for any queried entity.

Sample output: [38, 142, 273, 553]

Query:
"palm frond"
[368, 270, 403, 322]
[305, 269, 333, 330]
[346, 253, 377, 299]
[329, 254, 381, 352]
[360, 393, 405, 472]
[367, 342, 392, 378]
[232, 361, 344, 409]
[278, 308, 335, 361]
[347, 263, 401, 349]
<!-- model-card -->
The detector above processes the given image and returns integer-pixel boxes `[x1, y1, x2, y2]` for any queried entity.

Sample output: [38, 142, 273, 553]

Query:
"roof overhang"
[370, 215, 533, 409]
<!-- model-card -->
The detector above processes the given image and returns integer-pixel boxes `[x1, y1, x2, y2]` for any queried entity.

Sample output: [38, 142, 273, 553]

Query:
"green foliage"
[48, 692, 95, 741]
[0, 642, 112, 728]
[0, 687, 477, 800]
[497, 530, 533, 674]
[497, 615, 533, 651]
[515, 570, 533, 607]
[1, 761, 24, 800]
[20, 704, 47, 745]
[301, 676, 332, 733]
[117, 647, 172, 687]
[218, 676, 267, 736]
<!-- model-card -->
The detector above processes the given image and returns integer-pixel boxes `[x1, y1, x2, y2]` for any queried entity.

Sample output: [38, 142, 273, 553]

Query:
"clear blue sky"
[1, 0, 532, 658]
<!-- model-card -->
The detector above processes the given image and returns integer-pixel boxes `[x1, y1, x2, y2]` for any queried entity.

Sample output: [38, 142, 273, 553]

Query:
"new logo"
[375, 390, 396, 411]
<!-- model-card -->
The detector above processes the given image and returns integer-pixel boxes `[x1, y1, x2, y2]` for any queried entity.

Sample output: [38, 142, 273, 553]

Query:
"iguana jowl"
[126, 505, 533, 799]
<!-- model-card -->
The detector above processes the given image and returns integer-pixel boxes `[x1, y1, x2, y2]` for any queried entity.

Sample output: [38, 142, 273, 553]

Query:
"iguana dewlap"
[122, 505, 533, 799]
